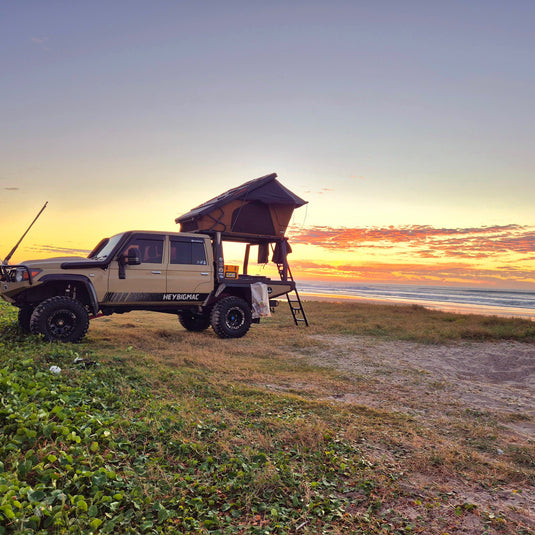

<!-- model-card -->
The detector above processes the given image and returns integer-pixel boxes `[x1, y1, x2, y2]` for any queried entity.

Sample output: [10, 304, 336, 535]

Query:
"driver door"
[106, 233, 166, 305]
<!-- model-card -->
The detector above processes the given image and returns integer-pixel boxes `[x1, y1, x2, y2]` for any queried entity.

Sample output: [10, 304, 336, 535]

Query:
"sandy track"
[299, 335, 535, 528]
[311, 335, 535, 438]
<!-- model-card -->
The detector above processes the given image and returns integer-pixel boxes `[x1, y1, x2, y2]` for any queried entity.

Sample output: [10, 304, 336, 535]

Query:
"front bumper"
[0, 265, 35, 303]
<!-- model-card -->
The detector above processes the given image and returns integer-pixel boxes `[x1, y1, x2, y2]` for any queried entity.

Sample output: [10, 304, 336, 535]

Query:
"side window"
[170, 240, 207, 265]
[191, 242, 207, 265]
[123, 237, 164, 264]
[170, 241, 190, 264]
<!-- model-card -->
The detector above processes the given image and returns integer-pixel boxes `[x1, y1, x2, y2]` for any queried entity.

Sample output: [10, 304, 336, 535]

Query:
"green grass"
[1, 301, 534, 534]
[301, 301, 535, 343]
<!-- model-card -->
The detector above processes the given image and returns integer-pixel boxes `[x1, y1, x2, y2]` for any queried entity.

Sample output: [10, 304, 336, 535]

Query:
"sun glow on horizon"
[286, 224, 535, 290]
[2, 222, 534, 291]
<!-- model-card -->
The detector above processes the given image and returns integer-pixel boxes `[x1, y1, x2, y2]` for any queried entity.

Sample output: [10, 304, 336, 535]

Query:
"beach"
[300, 290, 535, 321]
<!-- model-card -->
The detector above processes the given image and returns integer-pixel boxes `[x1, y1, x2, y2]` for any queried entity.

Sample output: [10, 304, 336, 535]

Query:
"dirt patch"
[309, 335, 535, 437]
[282, 335, 535, 530]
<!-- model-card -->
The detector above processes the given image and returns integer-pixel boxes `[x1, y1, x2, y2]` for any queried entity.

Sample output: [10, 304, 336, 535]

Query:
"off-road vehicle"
[0, 174, 309, 342]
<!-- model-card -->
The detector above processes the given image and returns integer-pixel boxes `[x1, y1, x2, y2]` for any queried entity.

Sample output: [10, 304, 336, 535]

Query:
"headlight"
[9, 267, 41, 283]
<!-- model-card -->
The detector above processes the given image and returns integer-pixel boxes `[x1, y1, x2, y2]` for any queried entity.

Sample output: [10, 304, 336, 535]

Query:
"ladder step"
[277, 259, 309, 326]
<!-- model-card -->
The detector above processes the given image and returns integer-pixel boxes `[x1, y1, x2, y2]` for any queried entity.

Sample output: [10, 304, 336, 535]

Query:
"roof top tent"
[175, 173, 307, 281]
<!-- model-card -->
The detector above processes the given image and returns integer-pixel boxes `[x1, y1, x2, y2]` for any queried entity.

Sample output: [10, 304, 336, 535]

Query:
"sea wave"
[297, 281, 535, 316]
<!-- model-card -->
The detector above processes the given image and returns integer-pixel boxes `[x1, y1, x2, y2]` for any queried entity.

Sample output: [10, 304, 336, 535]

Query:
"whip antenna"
[3, 201, 48, 265]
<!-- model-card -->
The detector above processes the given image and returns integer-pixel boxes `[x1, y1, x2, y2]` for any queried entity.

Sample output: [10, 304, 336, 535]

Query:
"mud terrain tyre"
[178, 310, 211, 332]
[210, 296, 252, 339]
[18, 305, 34, 333]
[30, 296, 89, 343]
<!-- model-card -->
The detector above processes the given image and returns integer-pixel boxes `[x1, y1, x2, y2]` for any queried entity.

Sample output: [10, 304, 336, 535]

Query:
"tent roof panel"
[175, 173, 307, 224]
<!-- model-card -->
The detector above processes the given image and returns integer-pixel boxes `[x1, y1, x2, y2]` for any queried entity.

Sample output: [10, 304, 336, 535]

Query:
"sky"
[1, 0, 534, 289]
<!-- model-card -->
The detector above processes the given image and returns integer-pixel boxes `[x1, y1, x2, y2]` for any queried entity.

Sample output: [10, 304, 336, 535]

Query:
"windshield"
[90, 233, 124, 260]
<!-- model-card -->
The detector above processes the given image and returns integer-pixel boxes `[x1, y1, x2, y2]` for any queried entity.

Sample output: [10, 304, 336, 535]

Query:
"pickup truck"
[0, 230, 296, 342]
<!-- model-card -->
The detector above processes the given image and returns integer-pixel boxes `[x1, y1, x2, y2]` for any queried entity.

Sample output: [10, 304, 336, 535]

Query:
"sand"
[311, 335, 535, 438]
[292, 334, 535, 528]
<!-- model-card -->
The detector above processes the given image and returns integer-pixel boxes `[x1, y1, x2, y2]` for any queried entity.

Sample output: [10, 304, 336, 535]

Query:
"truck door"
[106, 233, 166, 305]
[165, 237, 213, 303]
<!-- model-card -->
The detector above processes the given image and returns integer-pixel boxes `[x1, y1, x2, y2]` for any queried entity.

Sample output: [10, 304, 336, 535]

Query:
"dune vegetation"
[0, 300, 534, 534]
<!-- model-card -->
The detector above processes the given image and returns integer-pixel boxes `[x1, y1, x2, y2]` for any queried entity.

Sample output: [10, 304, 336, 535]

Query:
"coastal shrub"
[1, 301, 533, 534]
[0, 302, 405, 533]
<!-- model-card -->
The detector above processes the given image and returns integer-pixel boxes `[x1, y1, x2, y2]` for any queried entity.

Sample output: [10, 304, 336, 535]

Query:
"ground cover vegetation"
[0, 300, 534, 534]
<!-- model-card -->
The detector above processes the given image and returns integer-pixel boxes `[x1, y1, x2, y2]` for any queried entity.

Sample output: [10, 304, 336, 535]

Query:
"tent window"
[231, 202, 275, 235]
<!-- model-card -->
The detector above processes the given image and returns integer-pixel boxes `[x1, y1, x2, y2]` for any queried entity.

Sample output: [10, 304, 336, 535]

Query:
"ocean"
[297, 281, 535, 320]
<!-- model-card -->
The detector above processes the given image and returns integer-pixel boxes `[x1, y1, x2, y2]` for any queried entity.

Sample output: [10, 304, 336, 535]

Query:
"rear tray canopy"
[175, 173, 307, 243]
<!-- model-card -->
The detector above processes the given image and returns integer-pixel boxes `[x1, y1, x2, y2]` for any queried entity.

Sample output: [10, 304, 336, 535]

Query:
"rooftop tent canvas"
[175, 173, 307, 241]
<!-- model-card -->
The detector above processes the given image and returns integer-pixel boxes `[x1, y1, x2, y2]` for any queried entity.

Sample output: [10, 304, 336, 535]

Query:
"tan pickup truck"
[0, 230, 295, 342]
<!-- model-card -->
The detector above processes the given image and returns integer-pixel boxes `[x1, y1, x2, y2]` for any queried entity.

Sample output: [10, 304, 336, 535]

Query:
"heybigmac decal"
[163, 293, 200, 301]
[103, 292, 208, 303]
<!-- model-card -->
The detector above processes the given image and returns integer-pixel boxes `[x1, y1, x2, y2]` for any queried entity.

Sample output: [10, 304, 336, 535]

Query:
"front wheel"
[30, 296, 90, 343]
[210, 296, 252, 339]
[18, 305, 35, 333]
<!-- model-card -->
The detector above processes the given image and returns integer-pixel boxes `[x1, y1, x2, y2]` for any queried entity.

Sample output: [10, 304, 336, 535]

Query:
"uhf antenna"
[3, 201, 48, 265]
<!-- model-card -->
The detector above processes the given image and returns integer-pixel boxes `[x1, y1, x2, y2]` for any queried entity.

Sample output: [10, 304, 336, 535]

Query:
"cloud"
[287, 223, 535, 287]
[27, 245, 91, 256]
[4, 187, 19, 191]
[31, 37, 50, 51]
[292, 259, 535, 287]
[289, 224, 535, 258]
[305, 188, 335, 195]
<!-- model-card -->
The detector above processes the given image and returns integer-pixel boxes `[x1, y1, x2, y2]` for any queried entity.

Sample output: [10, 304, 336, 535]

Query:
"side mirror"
[125, 250, 141, 265]
[118, 250, 141, 279]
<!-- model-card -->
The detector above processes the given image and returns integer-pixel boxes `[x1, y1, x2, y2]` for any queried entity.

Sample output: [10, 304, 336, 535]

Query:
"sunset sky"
[2, 1, 534, 289]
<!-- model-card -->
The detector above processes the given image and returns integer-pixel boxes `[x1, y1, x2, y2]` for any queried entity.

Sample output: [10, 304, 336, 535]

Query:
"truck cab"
[1, 229, 299, 342]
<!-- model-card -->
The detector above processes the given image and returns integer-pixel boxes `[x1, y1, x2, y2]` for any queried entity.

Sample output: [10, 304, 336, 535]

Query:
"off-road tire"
[178, 310, 211, 332]
[30, 296, 89, 343]
[17, 306, 35, 333]
[210, 296, 252, 339]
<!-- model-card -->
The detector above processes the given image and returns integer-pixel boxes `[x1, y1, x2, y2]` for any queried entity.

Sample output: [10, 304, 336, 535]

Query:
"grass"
[0, 300, 534, 534]
[301, 301, 535, 343]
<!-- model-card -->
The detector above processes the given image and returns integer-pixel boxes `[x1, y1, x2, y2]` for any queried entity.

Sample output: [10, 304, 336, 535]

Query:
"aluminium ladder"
[275, 261, 309, 327]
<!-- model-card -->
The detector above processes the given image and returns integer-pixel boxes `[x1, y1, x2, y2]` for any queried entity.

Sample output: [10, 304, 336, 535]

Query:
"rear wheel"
[30, 296, 89, 343]
[17, 305, 35, 333]
[178, 310, 211, 332]
[210, 296, 252, 339]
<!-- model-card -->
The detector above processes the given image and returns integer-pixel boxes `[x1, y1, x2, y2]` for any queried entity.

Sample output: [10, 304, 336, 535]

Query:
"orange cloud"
[289, 224, 535, 259]
[288, 224, 535, 288]
[26, 245, 91, 257]
[292, 260, 535, 288]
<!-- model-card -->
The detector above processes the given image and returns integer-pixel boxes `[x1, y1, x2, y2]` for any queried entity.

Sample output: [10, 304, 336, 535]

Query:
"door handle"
[201, 272, 209, 276]
[152, 271, 161, 274]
